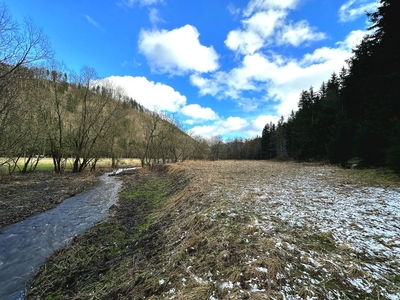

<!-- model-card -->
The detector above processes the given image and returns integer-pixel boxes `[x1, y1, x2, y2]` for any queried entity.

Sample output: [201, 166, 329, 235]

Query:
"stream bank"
[0, 171, 100, 229]
[26, 165, 191, 299]
[24, 161, 400, 299]
[0, 171, 123, 299]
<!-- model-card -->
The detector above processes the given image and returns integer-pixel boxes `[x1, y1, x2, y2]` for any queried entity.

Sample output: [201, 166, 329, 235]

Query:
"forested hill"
[0, 63, 207, 174]
[260, 0, 399, 173]
[0, 3, 211, 174]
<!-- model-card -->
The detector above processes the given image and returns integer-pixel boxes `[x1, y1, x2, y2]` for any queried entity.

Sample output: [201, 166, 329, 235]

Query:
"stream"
[0, 171, 125, 300]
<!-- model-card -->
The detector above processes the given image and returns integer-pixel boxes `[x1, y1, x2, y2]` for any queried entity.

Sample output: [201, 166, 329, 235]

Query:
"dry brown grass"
[28, 160, 400, 299]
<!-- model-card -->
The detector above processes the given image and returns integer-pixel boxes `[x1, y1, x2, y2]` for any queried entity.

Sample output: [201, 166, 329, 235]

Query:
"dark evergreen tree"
[341, 0, 399, 167]
[290, 87, 320, 160]
[261, 122, 276, 159]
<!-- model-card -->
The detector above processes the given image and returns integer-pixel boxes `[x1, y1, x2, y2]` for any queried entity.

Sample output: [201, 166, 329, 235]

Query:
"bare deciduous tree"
[0, 3, 52, 171]
[69, 67, 119, 172]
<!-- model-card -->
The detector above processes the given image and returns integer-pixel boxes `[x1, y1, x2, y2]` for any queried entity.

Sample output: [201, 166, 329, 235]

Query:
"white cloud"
[244, 0, 299, 17]
[101, 75, 186, 112]
[224, 117, 248, 131]
[138, 25, 219, 75]
[339, 0, 377, 23]
[225, 29, 265, 55]
[192, 29, 366, 117]
[189, 117, 249, 138]
[148, 8, 164, 25]
[225, 0, 325, 55]
[252, 115, 280, 129]
[244, 10, 286, 39]
[225, 10, 286, 55]
[244, 115, 281, 137]
[180, 104, 219, 121]
[278, 20, 326, 47]
[84, 15, 103, 31]
[189, 124, 219, 138]
[227, 3, 241, 17]
[188, 114, 281, 138]
[118, 0, 163, 8]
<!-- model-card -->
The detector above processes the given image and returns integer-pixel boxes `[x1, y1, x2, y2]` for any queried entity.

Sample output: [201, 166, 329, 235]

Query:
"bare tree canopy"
[0, 3, 53, 80]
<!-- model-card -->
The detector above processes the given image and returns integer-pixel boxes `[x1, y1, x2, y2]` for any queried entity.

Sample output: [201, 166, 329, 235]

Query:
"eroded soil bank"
[25, 161, 400, 299]
[0, 171, 101, 229]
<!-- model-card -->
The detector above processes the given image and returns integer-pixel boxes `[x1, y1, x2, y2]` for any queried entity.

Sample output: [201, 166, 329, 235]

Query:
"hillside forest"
[0, 3, 211, 174]
[1, 0, 399, 174]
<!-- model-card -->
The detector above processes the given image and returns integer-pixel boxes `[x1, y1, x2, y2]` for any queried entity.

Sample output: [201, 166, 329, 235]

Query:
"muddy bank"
[27, 166, 190, 299]
[0, 171, 103, 229]
[0, 171, 123, 299]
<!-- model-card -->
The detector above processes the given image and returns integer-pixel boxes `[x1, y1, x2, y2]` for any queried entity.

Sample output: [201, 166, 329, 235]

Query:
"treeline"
[0, 3, 209, 174]
[262, 0, 399, 173]
[211, 0, 400, 174]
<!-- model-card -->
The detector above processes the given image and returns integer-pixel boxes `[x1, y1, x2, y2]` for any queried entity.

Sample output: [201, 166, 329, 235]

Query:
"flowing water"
[0, 171, 123, 300]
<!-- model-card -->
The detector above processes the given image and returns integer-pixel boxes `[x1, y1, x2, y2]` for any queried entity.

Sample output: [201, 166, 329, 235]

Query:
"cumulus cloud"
[339, 0, 377, 23]
[278, 20, 326, 47]
[189, 117, 248, 138]
[180, 104, 219, 121]
[188, 114, 280, 138]
[225, 0, 325, 55]
[252, 115, 280, 130]
[188, 124, 219, 138]
[224, 117, 249, 131]
[225, 10, 286, 55]
[138, 25, 219, 75]
[192, 29, 366, 117]
[101, 75, 186, 112]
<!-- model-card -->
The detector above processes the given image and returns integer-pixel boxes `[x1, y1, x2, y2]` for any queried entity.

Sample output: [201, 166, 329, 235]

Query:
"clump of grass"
[337, 166, 400, 186]
[28, 222, 130, 298]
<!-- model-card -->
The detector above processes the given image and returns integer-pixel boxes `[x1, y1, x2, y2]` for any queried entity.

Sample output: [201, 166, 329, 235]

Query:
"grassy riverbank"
[0, 157, 140, 173]
[0, 158, 140, 228]
[27, 161, 400, 299]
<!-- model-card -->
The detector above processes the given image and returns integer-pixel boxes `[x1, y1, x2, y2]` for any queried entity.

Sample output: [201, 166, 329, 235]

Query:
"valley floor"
[27, 160, 400, 299]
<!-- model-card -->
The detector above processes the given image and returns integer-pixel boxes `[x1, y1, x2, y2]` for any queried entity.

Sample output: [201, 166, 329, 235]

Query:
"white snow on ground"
[161, 162, 400, 299]
[209, 164, 400, 299]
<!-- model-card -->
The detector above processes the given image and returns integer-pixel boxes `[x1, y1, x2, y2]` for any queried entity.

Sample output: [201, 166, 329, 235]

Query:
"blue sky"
[4, 0, 378, 140]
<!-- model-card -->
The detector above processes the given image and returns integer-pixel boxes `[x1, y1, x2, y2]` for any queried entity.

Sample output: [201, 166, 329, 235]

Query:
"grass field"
[0, 157, 141, 173]
[27, 160, 400, 299]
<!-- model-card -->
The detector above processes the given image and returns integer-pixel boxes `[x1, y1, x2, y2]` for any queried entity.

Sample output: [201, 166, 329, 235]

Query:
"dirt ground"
[0, 171, 102, 229]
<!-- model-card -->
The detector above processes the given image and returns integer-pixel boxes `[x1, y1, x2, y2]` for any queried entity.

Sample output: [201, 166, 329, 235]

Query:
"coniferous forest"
[262, 0, 399, 172]
[216, 0, 400, 174]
